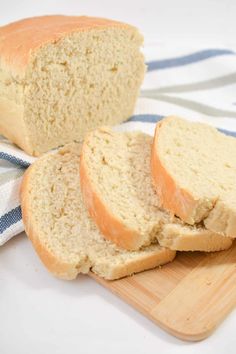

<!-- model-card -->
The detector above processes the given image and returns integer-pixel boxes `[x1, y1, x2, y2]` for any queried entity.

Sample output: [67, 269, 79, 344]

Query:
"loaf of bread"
[20, 143, 175, 280]
[151, 116, 236, 237]
[0, 15, 145, 156]
[80, 127, 232, 251]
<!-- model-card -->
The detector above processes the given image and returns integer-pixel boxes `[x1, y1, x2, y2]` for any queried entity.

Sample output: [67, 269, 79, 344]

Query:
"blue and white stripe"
[0, 46, 236, 245]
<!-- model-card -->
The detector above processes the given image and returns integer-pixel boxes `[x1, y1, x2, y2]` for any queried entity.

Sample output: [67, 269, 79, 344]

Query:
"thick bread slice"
[0, 15, 145, 156]
[151, 116, 236, 237]
[20, 143, 175, 280]
[160, 224, 233, 251]
[80, 127, 232, 251]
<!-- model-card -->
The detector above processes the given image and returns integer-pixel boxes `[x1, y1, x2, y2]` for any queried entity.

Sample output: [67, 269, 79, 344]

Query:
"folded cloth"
[0, 136, 35, 244]
[1, 45, 236, 245]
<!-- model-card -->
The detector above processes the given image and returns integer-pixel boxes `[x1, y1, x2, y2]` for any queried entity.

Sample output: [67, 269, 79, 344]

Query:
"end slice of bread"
[20, 143, 175, 280]
[80, 127, 232, 251]
[151, 116, 236, 237]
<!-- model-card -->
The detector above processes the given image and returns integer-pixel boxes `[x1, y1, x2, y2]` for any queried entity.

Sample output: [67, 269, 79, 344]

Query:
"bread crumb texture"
[80, 127, 232, 251]
[152, 116, 236, 237]
[21, 143, 175, 280]
[0, 16, 145, 156]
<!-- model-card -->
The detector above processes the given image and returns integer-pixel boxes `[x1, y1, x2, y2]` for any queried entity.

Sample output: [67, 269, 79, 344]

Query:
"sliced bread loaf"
[20, 143, 175, 280]
[0, 15, 145, 156]
[80, 127, 232, 251]
[151, 116, 236, 237]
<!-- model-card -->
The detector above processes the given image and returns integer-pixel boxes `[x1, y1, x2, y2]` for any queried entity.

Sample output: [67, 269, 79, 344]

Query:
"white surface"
[1, 1, 236, 353]
[1, 234, 236, 354]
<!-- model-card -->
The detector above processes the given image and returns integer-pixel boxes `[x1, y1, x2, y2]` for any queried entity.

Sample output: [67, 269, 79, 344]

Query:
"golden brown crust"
[0, 15, 135, 77]
[20, 162, 79, 280]
[151, 118, 199, 224]
[80, 142, 143, 250]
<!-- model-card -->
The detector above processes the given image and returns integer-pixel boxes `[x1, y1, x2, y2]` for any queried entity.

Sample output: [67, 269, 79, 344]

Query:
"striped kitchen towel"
[1, 46, 236, 245]
[0, 136, 35, 244]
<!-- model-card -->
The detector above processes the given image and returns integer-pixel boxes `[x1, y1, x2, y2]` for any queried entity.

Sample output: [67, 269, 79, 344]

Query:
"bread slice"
[151, 116, 236, 238]
[0, 15, 145, 156]
[20, 143, 175, 280]
[160, 223, 232, 251]
[80, 127, 232, 251]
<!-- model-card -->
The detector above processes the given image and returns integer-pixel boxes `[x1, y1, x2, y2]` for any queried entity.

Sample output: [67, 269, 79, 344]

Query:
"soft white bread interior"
[80, 127, 232, 251]
[0, 15, 145, 156]
[20, 143, 175, 280]
[151, 116, 236, 238]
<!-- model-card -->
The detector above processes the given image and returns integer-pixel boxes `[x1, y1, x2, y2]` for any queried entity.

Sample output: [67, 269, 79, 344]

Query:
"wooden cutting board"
[90, 241, 236, 342]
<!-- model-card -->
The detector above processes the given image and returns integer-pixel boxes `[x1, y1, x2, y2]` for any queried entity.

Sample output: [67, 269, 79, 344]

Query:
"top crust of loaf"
[0, 15, 138, 77]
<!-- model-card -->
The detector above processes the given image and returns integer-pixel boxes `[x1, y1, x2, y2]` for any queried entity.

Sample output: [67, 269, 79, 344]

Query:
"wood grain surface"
[90, 241, 236, 341]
